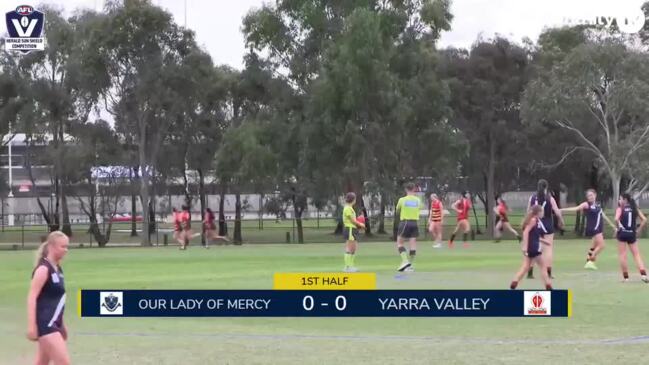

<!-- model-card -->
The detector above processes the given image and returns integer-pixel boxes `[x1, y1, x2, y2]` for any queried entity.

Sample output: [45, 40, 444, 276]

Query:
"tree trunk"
[486, 132, 497, 238]
[358, 195, 372, 237]
[234, 190, 242, 244]
[611, 172, 621, 210]
[218, 185, 227, 236]
[130, 167, 138, 237]
[293, 200, 304, 244]
[60, 184, 72, 236]
[198, 168, 206, 245]
[138, 124, 151, 245]
[377, 193, 386, 234]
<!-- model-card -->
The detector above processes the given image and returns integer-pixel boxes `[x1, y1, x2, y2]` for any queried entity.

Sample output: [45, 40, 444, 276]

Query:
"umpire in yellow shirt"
[396, 182, 422, 272]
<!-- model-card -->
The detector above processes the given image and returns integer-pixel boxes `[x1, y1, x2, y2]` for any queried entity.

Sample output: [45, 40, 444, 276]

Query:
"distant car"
[109, 214, 143, 223]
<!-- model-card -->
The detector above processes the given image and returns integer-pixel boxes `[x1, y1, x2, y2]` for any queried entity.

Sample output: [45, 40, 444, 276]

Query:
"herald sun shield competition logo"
[524, 291, 551, 316]
[5, 5, 45, 53]
[100, 292, 124, 315]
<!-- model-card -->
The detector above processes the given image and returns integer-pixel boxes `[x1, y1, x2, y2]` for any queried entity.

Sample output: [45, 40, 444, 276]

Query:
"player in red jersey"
[203, 208, 229, 247]
[428, 194, 444, 248]
[179, 205, 192, 250]
[172, 208, 184, 246]
[449, 191, 472, 248]
[493, 195, 521, 242]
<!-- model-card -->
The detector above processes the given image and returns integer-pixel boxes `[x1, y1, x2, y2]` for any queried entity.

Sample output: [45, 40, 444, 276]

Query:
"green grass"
[2, 239, 649, 364]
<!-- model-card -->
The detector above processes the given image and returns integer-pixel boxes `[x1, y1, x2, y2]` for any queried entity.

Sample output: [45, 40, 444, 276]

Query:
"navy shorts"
[539, 218, 555, 235]
[617, 230, 637, 244]
[343, 227, 359, 242]
[527, 242, 542, 258]
[36, 319, 63, 337]
[585, 228, 603, 238]
[397, 220, 419, 239]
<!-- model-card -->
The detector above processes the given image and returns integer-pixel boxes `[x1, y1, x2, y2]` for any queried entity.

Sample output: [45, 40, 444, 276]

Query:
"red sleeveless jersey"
[430, 201, 442, 222]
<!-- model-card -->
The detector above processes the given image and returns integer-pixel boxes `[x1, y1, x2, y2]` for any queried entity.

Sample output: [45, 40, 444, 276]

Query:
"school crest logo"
[100, 291, 124, 315]
[524, 291, 551, 316]
[5, 5, 45, 53]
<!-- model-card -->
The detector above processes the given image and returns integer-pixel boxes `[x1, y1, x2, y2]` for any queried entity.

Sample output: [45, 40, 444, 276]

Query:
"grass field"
[2, 239, 649, 364]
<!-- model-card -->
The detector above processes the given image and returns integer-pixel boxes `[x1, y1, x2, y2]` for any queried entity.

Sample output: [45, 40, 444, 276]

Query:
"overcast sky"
[2, 0, 646, 69]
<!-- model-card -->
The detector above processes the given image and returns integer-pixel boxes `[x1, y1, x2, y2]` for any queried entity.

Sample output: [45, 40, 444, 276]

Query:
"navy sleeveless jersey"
[529, 194, 554, 234]
[32, 258, 66, 336]
[584, 202, 603, 236]
[527, 218, 543, 258]
[619, 204, 637, 232]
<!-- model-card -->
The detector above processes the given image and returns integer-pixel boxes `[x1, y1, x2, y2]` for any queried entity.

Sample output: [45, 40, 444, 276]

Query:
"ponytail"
[34, 241, 49, 268]
[537, 179, 549, 203]
[34, 231, 67, 268]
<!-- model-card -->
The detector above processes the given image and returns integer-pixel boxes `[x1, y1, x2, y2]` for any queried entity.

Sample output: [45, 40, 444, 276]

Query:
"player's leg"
[544, 233, 555, 278]
[535, 256, 553, 290]
[505, 222, 521, 241]
[449, 222, 461, 247]
[494, 221, 503, 242]
[510, 257, 532, 289]
[39, 332, 70, 365]
[174, 231, 184, 248]
[406, 235, 417, 271]
[433, 222, 443, 248]
[618, 241, 630, 282]
[628, 242, 648, 282]
[35, 342, 49, 365]
[461, 220, 471, 247]
[585, 234, 603, 270]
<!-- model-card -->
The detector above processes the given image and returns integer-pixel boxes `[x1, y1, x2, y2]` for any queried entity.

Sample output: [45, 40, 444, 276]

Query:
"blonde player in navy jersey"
[27, 231, 70, 365]
[615, 193, 649, 283]
[561, 189, 616, 270]
[510, 205, 553, 290]
[342, 192, 365, 272]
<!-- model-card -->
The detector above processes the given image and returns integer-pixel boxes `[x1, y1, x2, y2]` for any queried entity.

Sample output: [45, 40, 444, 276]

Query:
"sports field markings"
[69, 331, 649, 345]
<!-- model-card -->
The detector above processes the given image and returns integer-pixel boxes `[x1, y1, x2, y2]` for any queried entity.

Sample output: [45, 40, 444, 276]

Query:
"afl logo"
[15, 5, 34, 15]
[4, 4, 45, 54]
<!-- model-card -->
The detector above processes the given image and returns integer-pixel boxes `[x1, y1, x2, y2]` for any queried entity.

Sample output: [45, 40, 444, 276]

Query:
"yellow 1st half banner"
[273, 272, 377, 290]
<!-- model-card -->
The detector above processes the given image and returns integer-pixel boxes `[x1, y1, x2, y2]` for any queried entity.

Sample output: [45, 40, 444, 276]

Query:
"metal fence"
[1, 210, 643, 250]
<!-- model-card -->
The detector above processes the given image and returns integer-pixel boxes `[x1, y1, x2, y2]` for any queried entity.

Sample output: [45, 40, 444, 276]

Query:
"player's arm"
[560, 202, 588, 213]
[346, 209, 365, 229]
[601, 211, 617, 230]
[550, 197, 565, 228]
[452, 200, 461, 213]
[614, 207, 622, 226]
[521, 218, 534, 254]
[395, 198, 403, 216]
[27, 266, 48, 341]
[440, 202, 445, 221]
[637, 209, 647, 232]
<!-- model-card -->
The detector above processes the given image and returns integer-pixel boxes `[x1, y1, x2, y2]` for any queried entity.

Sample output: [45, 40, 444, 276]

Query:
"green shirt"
[396, 195, 422, 221]
[343, 205, 356, 228]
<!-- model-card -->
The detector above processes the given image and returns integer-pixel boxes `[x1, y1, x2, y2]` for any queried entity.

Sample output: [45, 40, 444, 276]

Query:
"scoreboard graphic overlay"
[79, 273, 572, 318]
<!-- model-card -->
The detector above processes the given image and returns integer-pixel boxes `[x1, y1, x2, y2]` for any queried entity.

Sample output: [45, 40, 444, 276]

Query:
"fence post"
[164, 234, 168, 246]
[292, 217, 296, 243]
[21, 224, 25, 249]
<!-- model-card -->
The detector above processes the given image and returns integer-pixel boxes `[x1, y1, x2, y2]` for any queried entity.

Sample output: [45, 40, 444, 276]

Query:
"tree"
[215, 120, 277, 244]
[0, 7, 105, 235]
[440, 38, 531, 236]
[68, 120, 125, 246]
[87, 0, 197, 245]
[522, 39, 649, 207]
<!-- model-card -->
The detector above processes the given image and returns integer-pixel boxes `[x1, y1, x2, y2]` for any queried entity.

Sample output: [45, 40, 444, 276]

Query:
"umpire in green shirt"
[396, 182, 422, 272]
